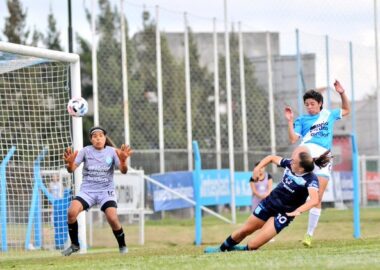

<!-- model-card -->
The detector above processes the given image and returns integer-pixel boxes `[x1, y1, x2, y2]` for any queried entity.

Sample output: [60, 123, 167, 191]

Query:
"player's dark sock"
[220, 235, 239, 251]
[113, 227, 126, 248]
[232, 245, 250, 251]
[68, 221, 79, 246]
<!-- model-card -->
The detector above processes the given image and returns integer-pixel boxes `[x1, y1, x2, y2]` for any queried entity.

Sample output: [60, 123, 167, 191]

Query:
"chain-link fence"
[86, 3, 275, 175]
[80, 1, 379, 177]
[1, 0, 377, 176]
[0, 0, 374, 182]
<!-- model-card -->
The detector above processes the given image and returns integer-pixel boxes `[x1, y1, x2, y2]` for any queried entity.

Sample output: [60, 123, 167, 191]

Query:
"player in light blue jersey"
[284, 80, 350, 247]
[62, 126, 132, 256]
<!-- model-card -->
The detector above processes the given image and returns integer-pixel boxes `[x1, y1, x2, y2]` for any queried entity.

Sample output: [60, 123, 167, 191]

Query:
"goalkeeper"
[204, 146, 330, 253]
[62, 126, 132, 256]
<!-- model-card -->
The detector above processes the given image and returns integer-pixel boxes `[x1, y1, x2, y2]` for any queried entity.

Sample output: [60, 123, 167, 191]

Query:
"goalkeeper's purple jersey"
[74, 145, 120, 191]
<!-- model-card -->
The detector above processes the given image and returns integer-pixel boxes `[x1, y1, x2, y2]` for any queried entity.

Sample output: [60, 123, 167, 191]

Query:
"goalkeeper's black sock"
[220, 235, 239, 251]
[68, 221, 79, 246]
[113, 227, 126, 248]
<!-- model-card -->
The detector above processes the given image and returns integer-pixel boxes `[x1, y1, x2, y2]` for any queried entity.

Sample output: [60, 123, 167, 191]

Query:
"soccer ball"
[67, 97, 88, 117]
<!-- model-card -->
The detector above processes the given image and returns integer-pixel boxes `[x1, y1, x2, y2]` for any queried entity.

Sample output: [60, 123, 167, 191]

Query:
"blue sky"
[0, 0, 377, 100]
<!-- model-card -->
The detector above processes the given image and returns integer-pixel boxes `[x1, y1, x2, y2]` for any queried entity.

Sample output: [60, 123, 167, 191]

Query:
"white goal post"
[0, 42, 85, 253]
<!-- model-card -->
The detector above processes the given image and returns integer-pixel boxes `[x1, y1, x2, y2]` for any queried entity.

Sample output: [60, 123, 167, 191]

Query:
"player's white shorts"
[76, 190, 117, 210]
[303, 143, 332, 180]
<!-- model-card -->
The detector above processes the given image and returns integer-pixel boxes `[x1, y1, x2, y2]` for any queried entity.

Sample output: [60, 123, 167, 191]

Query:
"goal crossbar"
[0, 42, 79, 63]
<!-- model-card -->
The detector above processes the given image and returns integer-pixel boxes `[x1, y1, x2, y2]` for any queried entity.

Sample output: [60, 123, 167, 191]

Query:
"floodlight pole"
[184, 12, 193, 171]
[156, 6, 165, 174]
[68, 0, 73, 53]
[213, 18, 221, 170]
[238, 22, 249, 172]
[374, 0, 380, 155]
[224, 0, 236, 224]
[92, 0, 99, 126]
[120, 0, 130, 147]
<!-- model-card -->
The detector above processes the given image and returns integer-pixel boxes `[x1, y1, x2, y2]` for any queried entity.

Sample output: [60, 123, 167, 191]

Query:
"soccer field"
[1, 208, 380, 270]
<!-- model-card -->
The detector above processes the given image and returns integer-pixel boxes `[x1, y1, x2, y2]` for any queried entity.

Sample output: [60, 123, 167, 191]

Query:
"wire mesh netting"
[0, 52, 73, 252]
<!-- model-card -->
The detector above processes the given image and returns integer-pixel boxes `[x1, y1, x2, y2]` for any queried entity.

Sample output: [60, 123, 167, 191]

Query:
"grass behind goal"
[1, 208, 380, 269]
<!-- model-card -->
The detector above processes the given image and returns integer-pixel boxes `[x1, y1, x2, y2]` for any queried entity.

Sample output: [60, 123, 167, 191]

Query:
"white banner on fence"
[114, 170, 144, 210]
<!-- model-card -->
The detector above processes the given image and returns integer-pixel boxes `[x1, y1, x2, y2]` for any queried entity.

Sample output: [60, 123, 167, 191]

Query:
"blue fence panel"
[149, 170, 252, 211]
[150, 171, 194, 211]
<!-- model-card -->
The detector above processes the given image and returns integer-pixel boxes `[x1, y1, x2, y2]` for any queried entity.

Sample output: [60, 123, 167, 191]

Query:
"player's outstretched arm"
[286, 188, 319, 217]
[116, 144, 133, 174]
[252, 155, 282, 181]
[284, 106, 299, 144]
[334, 80, 350, 117]
[63, 147, 78, 173]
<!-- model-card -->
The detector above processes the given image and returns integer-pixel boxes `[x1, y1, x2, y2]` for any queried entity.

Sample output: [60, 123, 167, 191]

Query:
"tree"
[95, 0, 125, 145]
[186, 28, 214, 149]
[128, 11, 160, 149]
[130, 11, 187, 151]
[30, 26, 43, 47]
[3, 0, 30, 44]
[76, 35, 94, 144]
[77, 0, 135, 146]
[218, 31, 271, 154]
[44, 9, 63, 50]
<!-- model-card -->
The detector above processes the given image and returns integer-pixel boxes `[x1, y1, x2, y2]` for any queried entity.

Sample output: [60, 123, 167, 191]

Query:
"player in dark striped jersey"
[204, 146, 330, 253]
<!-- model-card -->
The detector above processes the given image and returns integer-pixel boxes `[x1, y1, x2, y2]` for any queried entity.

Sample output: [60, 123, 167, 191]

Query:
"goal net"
[0, 42, 84, 253]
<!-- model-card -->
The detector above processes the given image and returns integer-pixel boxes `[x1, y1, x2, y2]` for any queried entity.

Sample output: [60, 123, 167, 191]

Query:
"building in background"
[333, 97, 378, 156]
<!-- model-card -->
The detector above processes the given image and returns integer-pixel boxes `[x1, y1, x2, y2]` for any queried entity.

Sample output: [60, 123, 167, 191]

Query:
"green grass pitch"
[1, 208, 380, 269]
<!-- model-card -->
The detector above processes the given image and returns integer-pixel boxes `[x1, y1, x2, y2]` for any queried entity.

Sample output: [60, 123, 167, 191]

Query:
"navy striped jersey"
[266, 158, 319, 212]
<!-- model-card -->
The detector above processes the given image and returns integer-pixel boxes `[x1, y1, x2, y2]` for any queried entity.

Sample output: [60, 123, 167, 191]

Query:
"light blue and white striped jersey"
[294, 108, 342, 152]
[74, 145, 120, 191]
